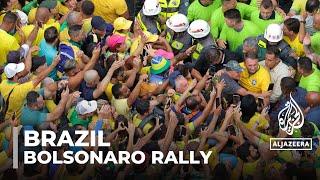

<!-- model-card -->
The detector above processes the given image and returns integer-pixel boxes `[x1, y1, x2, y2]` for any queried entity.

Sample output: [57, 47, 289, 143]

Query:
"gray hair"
[84, 70, 98, 83]
[41, 77, 54, 88]
[243, 37, 258, 48]
[67, 12, 80, 25]
[174, 75, 185, 89]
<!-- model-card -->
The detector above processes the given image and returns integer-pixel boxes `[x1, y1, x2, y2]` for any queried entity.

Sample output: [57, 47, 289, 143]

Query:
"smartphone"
[233, 95, 240, 105]
[258, 97, 264, 107]
[12, 112, 16, 120]
[266, 105, 270, 112]
[228, 124, 236, 136]
[96, 42, 101, 48]
[181, 127, 187, 136]
[216, 97, 220, 107]
[268, 83, 274, 91]
[209, 65, 216, 76]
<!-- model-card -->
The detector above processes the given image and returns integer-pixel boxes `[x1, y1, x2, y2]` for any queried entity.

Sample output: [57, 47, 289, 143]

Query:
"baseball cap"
[107, 34, 126, 48]
[39, 0, 57, 9]
[169, 71, 181, 87]
[16, 10, 28, 25]
[150, 56, 171, 74]
[7, 44, 29, 63]
[155, 49, 174, 59]
[225, 60, 244, 72]
[76, 100, 97, 115]
[4, 63, 25, 78]
[113, 17, 132, 31]
[91, 16, 107, 31]
[143, 31, 158, 43]
[31, 56, 46, 72]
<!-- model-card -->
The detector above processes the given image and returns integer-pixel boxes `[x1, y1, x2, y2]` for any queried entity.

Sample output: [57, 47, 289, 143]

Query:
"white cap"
[264, 23, 283, 43]
[166, 14, 189, 33]
[4, 63, 25, 78]
[142, 0, 161, 16]
[75, 100, 97, 115]
[16, 10, 28, 26]
[187, 19, 210, 39]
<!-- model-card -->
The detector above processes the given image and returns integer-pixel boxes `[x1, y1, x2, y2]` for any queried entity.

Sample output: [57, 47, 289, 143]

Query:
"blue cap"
[91, 16, 107, 31]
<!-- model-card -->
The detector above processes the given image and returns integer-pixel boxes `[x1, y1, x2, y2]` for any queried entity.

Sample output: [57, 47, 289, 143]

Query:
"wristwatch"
[300, 20, 306, 24]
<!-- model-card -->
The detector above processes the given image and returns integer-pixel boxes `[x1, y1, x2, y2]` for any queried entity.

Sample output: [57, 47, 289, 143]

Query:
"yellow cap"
[113, 17, 133, 30]
[143, 31, 159, 43]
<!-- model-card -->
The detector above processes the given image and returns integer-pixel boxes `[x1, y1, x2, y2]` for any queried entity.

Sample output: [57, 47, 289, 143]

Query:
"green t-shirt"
[299, 64, 320, 92]
[187, 0, 222, 22]
[69, 108, 92, 129]
[236, 44, 266, 62]
[219, 20, 261, 51]
[311, 31, 320, 55]
[250, 10, 284, 34]
[22, 1, 38, 14]
[210, 2, 257, 39]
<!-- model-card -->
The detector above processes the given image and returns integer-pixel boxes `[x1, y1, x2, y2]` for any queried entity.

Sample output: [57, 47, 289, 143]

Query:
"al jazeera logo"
[270, 93, 312, 150]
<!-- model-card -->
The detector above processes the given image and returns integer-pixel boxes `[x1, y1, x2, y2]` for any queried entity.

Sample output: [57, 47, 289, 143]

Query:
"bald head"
[36, 7, 50, 24]
[84, 70, 98, 83]
[314, 13, 320, 31]
[306, 91, 320, 107]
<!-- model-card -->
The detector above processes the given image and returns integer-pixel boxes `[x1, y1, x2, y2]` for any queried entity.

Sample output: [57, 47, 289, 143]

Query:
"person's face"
[222, 0, 237, 12]
[243, 45, 258, 54]
[228, 70, 242, 80]
[249, 145, 260, 159]
[45, 83, 58, 100]
[50, 7, 59, 15]
[265, 53, 278, 69]
[203, 0, 214, 5]
[175, 77, 188, 93]
[148, 103, 154, 115]
[34, 95, 45, 110]
[297, 62, 303, 74]
[116, 70, 126, 81]
[90, 75, 100, 86]
[244, 58, 259, 74]
[76, 30, 86, 42]
[94, 28, 106, 37]
[282, 25, 292, 36]
[66, 63, 81, 76]
[268, 41, 278, 46]
[260, 6, 273, 20]
[313, 19, 320, 31]
[225, 18, 236, 28]
[66, 0, 77, 10]
[118, 42, 128, 53]
[120, 84, 130, 98]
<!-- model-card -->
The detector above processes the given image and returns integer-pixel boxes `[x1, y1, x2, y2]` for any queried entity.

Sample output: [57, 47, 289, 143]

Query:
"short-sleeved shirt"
[0, 29, 20, 65]
[82, 18, 92, 35]
[105, 83, 115, 101]
[239, 63, 271, 93]
[283, 34, 304, 57]
[133, 114, 154, 135]
[79, 81, 108, 101]
[243, 112, 269, 132]
[193, 49, 240, 76]
[69, 108, 92, 129]
[39, 39, 59, 80]
[187, 0, 222, 22]
[221, 73, 242, 101]
[111, 97, 132, 120]
[20, 103, 48, 126]
[311, 31, 320, 55]
[299, 64, 320, 92]
[290, 0, 307, 15]
[0, 81, 35, 120]
[250, 10, 284, 35]
[92, 0, 128, 23]
[210, 3, 257, 39]
[219, 20, 261, 52]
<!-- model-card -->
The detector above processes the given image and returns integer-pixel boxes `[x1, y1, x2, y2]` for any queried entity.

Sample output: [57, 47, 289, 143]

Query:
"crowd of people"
[0, 0, 320, 179]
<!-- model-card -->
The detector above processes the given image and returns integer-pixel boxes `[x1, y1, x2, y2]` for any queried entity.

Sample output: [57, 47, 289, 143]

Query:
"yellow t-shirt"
[82, 18, 92, 35]
[207, 147, 219, 171]
[290, 0, 307, 15]
[59, 28, 70, 42]
[243, 160, 258, 178]
[0, 81, 35, 121]
[243, 112, 269, 132]
[91, 0, 128, 23]
[0, 29, 20, 65]
[90, 115, 115, 130]
[283, 35, 305, 57]
[28, 2, 69, 24]
[14, 22, 60, 48]
[57, 2, 69, 15]
[239, 63, 271, 93]
[105, 83, 115, 101]
[111, 97, 131, 120]
[133, 114, 154, 135]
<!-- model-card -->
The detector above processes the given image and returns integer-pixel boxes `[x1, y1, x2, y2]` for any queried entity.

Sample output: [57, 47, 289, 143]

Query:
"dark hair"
[44, 26, 58, 44]
[81, 0, 94, 15]
[108, 43, 122, 53]
[185, 95, 201, 111]
[205, 47, 220, 64]
[224, 9, 241, 22]
[301, 121, 315, 138]
[212, 163, 230, 180]
[240, 95, 257, 123]
[244, 51, 258, 61]
[298, 57, 313, 72]
[112, 83, 123, 99]
[284, 18, 300, 34]
[236, 141, 251, 162]
[26, 91, 40, 106]
[306, 0, 320, 13]
[269, 118, 280, 137]
[3, 11, 18, 24]
[114, 114, 129, 138]
[85, 42, 97, 58]
[174, 64, 190, 77]
[136, 99, 150, 115]
[260, 0, 273, 9]
[106, 54, 124, 78]
[266, 46, 280, 58]
[68, 25, 83, 39]
[280, 77, 296, 93]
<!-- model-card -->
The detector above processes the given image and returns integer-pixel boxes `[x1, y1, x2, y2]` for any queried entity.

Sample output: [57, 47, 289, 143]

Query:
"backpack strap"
[138, 114, 155, 130]
[4, 85, 18, 115]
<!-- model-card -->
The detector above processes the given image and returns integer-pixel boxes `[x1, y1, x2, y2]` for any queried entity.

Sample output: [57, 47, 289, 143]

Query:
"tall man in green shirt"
[218, 9, 261, 51]
[187, 0, 222, 22]
[298, 57, 320, 92]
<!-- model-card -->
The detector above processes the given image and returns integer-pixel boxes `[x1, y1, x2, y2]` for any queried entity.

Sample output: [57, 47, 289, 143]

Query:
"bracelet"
[300, 20, 306, 24]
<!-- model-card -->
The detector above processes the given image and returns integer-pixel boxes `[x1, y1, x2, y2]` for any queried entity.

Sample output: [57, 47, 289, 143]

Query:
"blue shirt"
[39, 39, 59, 80]
[149, 74, 166, 85]
[79, 81, 108, 101]
[269, 87, 308, 121]
[20, 88, 48, 127]
[306, 106, 320, 128]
